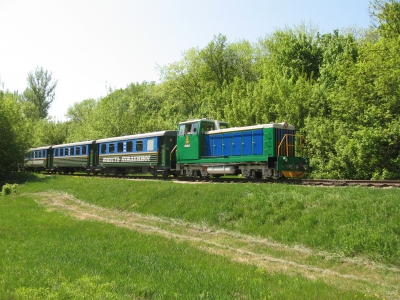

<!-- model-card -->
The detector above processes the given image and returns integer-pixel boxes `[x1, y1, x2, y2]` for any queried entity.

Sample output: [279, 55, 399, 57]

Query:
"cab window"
[201, 122, 214, 133]
[191, 122, 199, 134]
[219, 122, 229, 129]
[179, 124, 186, 136]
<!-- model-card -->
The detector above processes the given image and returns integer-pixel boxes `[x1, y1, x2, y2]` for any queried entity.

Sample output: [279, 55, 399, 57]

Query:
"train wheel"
[162, 169, 169, 179]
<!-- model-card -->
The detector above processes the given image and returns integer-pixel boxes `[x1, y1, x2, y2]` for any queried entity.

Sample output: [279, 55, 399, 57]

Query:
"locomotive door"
[177, 122, 200, 160]
[161, 136, 177, 168]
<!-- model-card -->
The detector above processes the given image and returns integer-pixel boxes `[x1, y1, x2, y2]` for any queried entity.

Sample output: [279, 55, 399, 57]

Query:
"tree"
[22, 66, 58, 119]
[0, 90, 30, 176]
[370, 0, 400, 38]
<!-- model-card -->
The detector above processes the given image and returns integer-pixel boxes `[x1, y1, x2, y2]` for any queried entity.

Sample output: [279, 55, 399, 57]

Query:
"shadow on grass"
[0, 172, 52, 186]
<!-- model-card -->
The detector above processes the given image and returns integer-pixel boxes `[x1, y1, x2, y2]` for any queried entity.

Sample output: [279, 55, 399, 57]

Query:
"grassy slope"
[1, 173, 399, 299]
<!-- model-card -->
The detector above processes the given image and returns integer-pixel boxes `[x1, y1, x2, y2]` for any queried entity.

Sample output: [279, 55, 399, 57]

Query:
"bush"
[1, 183, 18, 196]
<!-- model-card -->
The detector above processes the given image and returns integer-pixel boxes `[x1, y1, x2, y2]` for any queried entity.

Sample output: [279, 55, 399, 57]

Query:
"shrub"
[1, 183, 18, 196]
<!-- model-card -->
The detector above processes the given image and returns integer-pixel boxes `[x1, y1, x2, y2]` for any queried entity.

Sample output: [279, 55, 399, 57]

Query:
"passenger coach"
[24, 145, 52, 173]
[94, 130, 177, 177]
[52, 140, 95, 174]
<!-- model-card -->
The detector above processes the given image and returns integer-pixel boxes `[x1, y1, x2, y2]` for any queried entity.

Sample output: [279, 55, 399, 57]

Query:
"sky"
[0, 0, 372, 121]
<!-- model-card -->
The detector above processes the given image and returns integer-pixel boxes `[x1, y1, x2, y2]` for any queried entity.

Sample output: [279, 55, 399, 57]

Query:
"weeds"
[1, 183, 18, 196]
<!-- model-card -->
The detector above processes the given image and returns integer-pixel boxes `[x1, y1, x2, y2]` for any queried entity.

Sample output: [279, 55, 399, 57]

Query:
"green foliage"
[370, 0, 400, 38]
[0, 90, 30, 176]
[1, 183, 18, 196]
[29, 118, 70, 146]
[22, 66, 58, 120]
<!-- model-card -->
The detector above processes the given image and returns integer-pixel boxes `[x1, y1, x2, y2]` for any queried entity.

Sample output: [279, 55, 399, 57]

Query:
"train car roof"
[208, 122, 295, 134]
[52, 140, 96, 148]
[95, 130, 177, 143]
[27, 145, 52, 151]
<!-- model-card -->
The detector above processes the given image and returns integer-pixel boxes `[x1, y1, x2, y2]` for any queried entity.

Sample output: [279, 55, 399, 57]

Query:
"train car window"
[82, 146, 87, 155]
[147, 139, 154, 151]
[76, 147, 81, 156]
[101, 144, 107, 154]
[109, 143, 115, 153]
[178, 124, 185, 136]
[220, 122, 229, 129]
[118, 142, 124, 153]
[68, 147, 72, 156]
[136, 140, 143, 151]
[126, 141, 133, 152]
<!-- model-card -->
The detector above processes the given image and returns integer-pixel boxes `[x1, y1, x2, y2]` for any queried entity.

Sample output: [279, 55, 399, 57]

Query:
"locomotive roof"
[208, 122, 295, 134]
[95, 130, 177, 143]
[179, 118, 228, 124]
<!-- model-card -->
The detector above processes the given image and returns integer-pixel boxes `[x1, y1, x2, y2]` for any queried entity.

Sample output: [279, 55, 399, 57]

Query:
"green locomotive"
[175, 118, 309, 179]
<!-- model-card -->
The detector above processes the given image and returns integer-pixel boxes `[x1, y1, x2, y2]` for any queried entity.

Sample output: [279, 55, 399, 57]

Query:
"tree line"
[1, 0, 399, 179]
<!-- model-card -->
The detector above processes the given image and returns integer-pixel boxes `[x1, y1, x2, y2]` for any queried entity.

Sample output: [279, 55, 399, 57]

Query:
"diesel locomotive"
[24, 118, 310, 179]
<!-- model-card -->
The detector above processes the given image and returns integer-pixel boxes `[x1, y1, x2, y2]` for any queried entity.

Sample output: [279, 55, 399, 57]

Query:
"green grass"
[0, 173, 398, 299]
[0, 182, 359, 299]
[14, 173, 400, 266]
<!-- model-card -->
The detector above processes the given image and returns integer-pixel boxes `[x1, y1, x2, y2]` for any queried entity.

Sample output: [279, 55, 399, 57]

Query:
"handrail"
[277, 134, 306, 157]
[170, 145, 177, 162]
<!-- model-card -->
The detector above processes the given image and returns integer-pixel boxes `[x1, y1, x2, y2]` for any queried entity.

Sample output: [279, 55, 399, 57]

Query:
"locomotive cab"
[177, 119, 228, 161]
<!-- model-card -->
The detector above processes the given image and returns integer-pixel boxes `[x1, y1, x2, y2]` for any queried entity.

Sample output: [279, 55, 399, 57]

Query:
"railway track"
[67, 173, 400, 188]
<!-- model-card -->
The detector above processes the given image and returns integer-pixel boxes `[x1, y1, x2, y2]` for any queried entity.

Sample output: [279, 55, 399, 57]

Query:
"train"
[23, 118, 310, 179]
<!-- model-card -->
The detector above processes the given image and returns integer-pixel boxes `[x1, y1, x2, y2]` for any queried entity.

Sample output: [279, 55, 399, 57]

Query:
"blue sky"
[0, 0, 372, 120]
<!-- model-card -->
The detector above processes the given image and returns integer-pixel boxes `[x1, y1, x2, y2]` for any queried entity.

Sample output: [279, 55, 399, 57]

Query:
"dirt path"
[34, 192, 399, 298]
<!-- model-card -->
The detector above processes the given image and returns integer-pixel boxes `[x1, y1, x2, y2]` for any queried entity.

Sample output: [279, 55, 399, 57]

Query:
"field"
[0, 173, 399, 299]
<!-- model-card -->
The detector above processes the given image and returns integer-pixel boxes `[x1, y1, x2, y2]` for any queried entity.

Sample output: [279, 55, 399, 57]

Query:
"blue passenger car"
[24, 146, 52, 173]
[51, 141, 96, 174]
[94, 131, 177, 177]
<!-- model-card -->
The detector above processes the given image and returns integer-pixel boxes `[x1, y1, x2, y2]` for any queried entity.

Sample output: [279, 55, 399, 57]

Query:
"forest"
[1, 0, 400, 179]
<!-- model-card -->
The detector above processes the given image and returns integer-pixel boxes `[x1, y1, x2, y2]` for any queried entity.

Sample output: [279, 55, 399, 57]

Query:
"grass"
[14, 173, 400, 266]
[0, 173, 398, 299]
